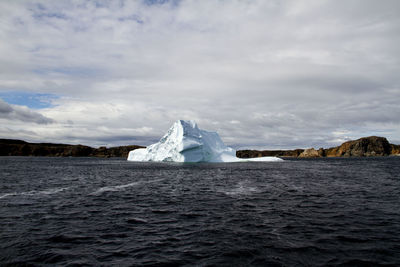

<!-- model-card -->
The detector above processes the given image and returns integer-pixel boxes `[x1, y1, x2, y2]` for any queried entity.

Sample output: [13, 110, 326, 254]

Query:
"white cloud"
[0, 99, 53, 124]
[0, 0, 399, 148]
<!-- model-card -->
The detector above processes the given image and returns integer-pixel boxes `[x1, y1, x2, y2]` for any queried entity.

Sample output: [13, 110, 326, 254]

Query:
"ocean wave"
[0, 187, 70, 199]
[91, 178, 165, 195]
[221, 181, 259, 196]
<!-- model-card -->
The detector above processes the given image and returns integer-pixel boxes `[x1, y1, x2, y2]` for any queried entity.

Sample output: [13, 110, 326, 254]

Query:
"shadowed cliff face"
[0, 139, 144, 158]
[236, 136, 400, 158]
[236, 149, 304, 158]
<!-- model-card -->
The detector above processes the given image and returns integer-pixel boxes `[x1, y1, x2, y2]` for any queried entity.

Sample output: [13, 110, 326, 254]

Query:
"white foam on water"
[0, 187, 70, 199]
[221, 181, 260, 196]
[91, 178, 165, 195]
[0, 193, 16, 199]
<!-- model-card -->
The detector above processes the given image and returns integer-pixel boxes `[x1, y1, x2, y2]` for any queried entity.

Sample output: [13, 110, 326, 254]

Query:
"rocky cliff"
[236, 136, 400, 158]
[324, 136, 392, 157]
[391, 144, 400, 155]
[299, 148, 324, 158]
[1, 136, 399, 158]
[236, 149, 304, 158]
[0, 139, 144, 158]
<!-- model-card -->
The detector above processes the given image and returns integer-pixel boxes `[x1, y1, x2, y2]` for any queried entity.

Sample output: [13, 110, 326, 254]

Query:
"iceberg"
[127, 120, 283, 163]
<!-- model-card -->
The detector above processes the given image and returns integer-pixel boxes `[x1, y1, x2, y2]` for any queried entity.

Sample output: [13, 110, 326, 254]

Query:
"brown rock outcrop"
[391, 144, 400, 155]
[299, 148, 320, 158]
[325, 136, 392, 157]
[236, 136, 399, 159]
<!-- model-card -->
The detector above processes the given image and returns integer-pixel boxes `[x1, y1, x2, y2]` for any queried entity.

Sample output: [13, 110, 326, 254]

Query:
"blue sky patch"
[0, 92, 59, 109]
[143, 0, 180, 7]
[118, 14, 144, 24]
[30, 3, 68, 21]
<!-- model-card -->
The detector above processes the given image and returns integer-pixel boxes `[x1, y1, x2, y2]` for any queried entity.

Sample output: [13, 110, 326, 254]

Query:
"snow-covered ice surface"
[127, 120, 283, 163]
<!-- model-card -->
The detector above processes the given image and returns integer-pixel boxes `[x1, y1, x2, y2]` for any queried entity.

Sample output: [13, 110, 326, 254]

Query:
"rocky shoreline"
[1, 136, 399, 158]
[236, 136, 400, 158]
[0, 139, 144, 158]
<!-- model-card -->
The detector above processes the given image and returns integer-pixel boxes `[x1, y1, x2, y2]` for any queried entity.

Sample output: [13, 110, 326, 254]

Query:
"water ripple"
[1, 157, 400, 266]
[90, 178, 165, 195]
[0, 187, 70, 199]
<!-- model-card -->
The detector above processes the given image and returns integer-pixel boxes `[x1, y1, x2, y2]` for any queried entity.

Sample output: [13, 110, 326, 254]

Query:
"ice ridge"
[127, 120, 283, 163]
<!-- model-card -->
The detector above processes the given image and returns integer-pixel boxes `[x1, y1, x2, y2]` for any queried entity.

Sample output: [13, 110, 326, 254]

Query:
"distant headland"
[0, 136, 399, 158]
[237, 136, 400, 158]
[0, 139, 144, 158]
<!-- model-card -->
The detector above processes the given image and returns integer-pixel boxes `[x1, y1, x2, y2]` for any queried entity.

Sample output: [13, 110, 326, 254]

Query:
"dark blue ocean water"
[1, 157, 399, 266]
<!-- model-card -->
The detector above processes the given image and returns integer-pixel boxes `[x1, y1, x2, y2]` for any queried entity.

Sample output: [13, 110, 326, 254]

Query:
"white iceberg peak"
[127, 120, 283, 163]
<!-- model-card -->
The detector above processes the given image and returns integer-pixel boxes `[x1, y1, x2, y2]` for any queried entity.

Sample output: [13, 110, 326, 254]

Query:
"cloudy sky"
[1, 0, 399, 149]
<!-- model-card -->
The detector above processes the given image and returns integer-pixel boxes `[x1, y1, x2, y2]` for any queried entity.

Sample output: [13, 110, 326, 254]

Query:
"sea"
[1, 156, 399, 266]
